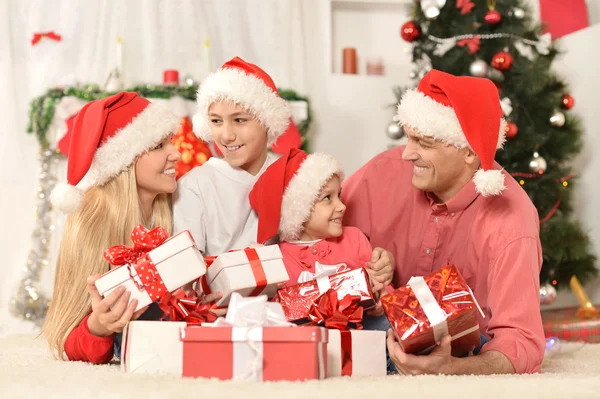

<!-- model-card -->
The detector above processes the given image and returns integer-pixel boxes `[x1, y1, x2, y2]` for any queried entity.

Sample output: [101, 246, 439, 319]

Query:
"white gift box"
[203, 245, 289, 307]
[327, 330, 387, 377]
[95, 231, 206, 312]
[121, 321, 184, 374]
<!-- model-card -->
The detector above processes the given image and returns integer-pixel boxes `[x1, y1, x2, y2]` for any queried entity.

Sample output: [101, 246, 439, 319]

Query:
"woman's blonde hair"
[43, 165, 172, 360]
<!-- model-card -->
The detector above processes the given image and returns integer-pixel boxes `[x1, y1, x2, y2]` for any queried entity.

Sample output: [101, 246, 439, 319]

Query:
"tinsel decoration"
[9, 148, 60, 325]
[13, 84, 312, 324]
[429, 32, 551, 57]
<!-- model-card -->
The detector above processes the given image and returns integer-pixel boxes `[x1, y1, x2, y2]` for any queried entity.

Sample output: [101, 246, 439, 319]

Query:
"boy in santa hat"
[342, 70, 545, 375]
[175, 57, 394, 292]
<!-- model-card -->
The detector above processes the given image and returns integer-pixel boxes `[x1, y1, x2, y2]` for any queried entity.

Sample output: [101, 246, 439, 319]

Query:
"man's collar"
[424, 179, 480, 214]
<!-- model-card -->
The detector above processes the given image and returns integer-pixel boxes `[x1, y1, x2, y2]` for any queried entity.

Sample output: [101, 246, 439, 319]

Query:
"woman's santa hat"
[396, 69, 508, 196]
[249, 148, 344, 243]
[193, 56, 292, 147]
[50, 92, 180, 214]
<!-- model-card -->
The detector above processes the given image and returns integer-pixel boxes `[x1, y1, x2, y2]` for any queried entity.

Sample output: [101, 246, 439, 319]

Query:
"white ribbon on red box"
[408, 276, 485, 344]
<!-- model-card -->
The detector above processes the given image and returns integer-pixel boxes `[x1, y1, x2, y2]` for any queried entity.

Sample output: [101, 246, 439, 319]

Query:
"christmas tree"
[396, 0, 597, 292]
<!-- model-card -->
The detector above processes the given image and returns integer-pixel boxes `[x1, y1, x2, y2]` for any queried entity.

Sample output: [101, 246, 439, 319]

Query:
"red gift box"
[180, 326, 327, 381]
[277, 267, 375, 324]
[381, 264, 482, 355]
[542, 306, 600, 343]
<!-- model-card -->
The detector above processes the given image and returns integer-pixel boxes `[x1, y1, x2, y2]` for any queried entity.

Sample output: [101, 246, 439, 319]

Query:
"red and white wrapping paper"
[201, 245, 289, 307]
[95, 227, 206, 312]
[181, 293, 327, 381]
[277, 267, 375, 324]
[327, 329, 387, 377]
[121, 320, 185, 374]
[382, 264, 484, 355]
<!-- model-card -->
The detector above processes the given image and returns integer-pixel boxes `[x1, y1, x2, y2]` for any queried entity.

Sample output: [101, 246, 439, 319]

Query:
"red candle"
[342, 48, 357, 74]
[163, 69, 179, 86]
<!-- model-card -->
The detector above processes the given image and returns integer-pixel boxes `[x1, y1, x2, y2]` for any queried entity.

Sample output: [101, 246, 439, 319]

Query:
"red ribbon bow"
[457, 36, 480, 54]
[103, 225, 170, 301]
[308, 288, 364, 330]
[309, 289, 364, 376]
[31, 31, 62, 46]
[158, 289, 217, 325]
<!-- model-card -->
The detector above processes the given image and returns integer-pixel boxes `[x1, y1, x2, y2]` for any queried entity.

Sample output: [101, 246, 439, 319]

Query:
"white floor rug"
[1, 334, 599, 399]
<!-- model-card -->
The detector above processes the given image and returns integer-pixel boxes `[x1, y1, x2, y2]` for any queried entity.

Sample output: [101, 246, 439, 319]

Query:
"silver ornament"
[529, 152, 548, 174]
[469, 59, 488, 77]
[540, 283, 557, 305]
[409, 71, 418, 79]
[513, 8, 525, 19]
[386, 121, 404, 140]
[550, 110, 566, 127]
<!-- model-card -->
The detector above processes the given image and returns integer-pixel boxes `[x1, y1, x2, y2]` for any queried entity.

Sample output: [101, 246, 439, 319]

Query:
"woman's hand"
[86, 275, 148, 337]
[201, 291, 227, 317]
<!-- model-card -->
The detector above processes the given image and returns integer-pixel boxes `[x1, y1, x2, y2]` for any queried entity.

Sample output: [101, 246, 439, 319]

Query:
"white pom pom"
[191, 113, 212, 142]
[473, 169, 506, 197]
[50, 183, 84, 214]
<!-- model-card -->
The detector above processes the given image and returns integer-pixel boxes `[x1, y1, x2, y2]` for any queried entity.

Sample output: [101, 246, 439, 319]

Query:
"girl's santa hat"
[50, 92, 180, 214]
[249, 148, 344, 243]
[396, 69, 507, 196]
[193, 56, 293, 147]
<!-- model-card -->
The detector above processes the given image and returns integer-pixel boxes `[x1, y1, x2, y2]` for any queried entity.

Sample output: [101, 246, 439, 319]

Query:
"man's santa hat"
[396, 69, 507, 196]
[249, 148, 344, 243]
[50, 92, 180, 214]
[193, 56, 293, 147]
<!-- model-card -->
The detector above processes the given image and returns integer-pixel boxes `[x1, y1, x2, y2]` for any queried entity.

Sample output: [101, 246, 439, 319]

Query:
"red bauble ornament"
[561, 94, 575, 110]
[400, 21, 421, 43]
[491, 51, 513, 71]
[484, 10, 502, 25]
[505, 122, 518, 138]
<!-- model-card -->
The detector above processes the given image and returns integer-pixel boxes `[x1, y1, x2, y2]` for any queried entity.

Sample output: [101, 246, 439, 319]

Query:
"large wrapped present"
[277, 264, 375, 324]
[308, 289, 386, 377]
[381, 264, 483, 356]
[181, 293, 327, 381]
[200, 245, 289, 307]
[95, 225, 206, 312]
[542, 306, 600, 343]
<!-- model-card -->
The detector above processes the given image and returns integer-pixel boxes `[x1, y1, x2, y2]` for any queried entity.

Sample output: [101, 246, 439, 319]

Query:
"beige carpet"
[1, 334, 599, 399]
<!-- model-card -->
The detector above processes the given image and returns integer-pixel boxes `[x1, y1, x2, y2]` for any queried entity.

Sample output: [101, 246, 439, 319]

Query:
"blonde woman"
[43, 92, 182, 363]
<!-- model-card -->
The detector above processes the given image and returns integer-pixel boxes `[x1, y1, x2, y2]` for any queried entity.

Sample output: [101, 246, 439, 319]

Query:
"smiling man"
[342, 70, 545, 375]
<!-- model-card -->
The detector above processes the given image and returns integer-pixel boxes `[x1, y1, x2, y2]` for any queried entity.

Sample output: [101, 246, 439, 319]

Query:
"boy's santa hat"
[50, 92, 180, 214]
[249, 148, 344, 243]
[193, 56, 293, 147]
[396, 69, 507, 196]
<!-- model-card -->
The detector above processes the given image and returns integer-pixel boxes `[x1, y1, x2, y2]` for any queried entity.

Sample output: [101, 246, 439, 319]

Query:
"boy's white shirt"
[173, 152, 279, 256]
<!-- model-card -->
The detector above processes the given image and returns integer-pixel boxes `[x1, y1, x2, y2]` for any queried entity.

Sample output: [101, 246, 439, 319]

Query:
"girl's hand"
[201, 291, 227, 317]
[364, 268, 388, 317]
[86, 275, 147, 337]
[365, 247, 395, 286]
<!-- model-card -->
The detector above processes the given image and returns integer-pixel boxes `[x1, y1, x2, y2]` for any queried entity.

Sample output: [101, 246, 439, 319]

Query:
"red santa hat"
[396, 69, 507, 196]
[193, 56, 292, 147]
[249, 148, 344, 243]
[50, 92, 180, 214]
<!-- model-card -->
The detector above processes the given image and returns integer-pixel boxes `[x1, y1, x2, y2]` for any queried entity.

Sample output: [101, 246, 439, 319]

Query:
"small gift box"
[95, 225, 206, 312]
[181, 293, 327, 381]
[121, 320, 185, 374]
[200, 245, 289, 307]
[381, 264, 483, 356]
[307, 289, 387, 377]
[277, 265, 375, 324]
[542, 306, 600, 343]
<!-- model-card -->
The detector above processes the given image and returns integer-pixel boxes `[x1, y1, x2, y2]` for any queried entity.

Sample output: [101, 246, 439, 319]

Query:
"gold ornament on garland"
[570, 276, 599, 319]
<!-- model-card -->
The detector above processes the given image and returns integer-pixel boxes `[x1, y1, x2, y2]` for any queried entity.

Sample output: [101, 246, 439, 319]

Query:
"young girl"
[43, 92, 182, 363]
[248, 148, 385, 290]
[173, 56, 294, 257]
